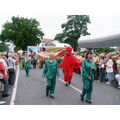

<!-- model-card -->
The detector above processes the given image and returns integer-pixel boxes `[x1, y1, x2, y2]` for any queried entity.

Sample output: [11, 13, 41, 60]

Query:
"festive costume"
[59, 46, 82, 85]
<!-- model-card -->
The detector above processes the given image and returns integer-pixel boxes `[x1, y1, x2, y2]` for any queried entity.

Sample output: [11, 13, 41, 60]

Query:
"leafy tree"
[95, 48, 116, 54]
[0, 42, 9, 52]
[0, 16, 44, 50]
[54, 15, 91, 51]
[86, 48, 116, 54]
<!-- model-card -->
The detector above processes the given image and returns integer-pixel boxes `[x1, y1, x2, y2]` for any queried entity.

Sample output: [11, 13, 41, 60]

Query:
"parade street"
[4, 66, 119, 105]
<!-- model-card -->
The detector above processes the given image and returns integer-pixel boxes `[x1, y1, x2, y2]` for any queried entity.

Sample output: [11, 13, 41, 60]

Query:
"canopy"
[78, 33, 120, 48]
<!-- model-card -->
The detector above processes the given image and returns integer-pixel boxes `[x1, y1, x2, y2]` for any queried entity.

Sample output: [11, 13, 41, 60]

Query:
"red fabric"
[59, 46, 82, 82]
[0, 62, 6, 79]
[113, 62, 115, 69]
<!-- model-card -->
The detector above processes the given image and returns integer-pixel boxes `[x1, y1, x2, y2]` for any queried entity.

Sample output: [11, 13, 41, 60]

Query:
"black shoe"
[2, 94, 9, 97]
[85, 101, 92, 104]
[68, 81, 71, 85]
[65, 82, 68, 87]
[50, 96, 55, 99]
[81, 98, 84, 101]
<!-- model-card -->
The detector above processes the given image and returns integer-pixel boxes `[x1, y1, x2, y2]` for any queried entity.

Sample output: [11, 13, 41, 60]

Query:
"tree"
[86, 48, 116, 54]
[0, 16, 44, 50]
[54, 15, 91, 51]
[0, 42, 9, 52]
[95, 48, 116, 54]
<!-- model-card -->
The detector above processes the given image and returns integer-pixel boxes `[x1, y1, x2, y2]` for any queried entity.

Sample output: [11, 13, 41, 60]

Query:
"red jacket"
[0, 62, 6, 79]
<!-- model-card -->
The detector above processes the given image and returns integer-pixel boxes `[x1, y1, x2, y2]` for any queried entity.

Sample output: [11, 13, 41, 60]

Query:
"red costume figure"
[59, 46, 82, 86]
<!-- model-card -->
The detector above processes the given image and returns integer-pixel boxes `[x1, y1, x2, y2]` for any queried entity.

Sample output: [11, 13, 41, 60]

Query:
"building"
[39, 38, 71, 47]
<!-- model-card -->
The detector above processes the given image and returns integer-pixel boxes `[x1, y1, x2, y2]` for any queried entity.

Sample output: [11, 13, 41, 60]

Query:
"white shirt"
[106, 59, 113, 73]
[8, 57, 16, 70]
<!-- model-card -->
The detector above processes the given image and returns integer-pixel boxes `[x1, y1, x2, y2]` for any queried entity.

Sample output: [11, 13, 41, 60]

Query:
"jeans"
[99, 68, 103, 82]
[107, 72, 113, 83]
[0, 78, 8, 95]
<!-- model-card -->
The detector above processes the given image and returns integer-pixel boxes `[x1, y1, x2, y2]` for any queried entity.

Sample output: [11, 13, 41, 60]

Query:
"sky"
[1, 15, 120, 40]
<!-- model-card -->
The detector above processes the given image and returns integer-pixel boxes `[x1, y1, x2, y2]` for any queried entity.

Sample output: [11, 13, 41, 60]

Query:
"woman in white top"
[105, 55, 113, 84]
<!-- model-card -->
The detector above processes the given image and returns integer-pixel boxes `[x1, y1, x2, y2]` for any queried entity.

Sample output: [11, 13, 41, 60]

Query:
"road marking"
[59, 78, 82, 93]
[10, 65, 20, 105]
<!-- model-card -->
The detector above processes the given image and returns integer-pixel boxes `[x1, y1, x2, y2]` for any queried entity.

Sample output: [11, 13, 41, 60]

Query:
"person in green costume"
[80, 51, 96, 104]
[25, 54, 31, 77]
[42, 53, 60, 99]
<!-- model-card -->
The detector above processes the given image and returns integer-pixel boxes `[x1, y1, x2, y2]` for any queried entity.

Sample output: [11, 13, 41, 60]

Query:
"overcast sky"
[0, 0, 120, 40]
[1, 15, 120, 39]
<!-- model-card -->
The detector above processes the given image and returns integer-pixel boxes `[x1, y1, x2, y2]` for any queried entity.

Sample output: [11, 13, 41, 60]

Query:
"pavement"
[15, 66, 120, 105]
[1, 65, 120, 105]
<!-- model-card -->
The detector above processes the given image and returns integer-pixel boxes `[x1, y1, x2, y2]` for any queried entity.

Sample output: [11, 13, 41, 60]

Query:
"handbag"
[0, 71, 3, 79]
[9, 68, 15, 72]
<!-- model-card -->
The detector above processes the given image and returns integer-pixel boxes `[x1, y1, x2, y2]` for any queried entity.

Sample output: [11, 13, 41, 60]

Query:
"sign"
[27, 46, 41, 54]
[14, 48, 19, 52]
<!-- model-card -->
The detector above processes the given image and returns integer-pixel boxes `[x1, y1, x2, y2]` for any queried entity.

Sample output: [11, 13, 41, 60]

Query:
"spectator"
[8, 53, 16, 87]
[115, 67, 120, 88]
[116, 56, 120, 69]
[93, 54, 99, 80]
[98, 56, 105, 82]
[0, 62, 9, 97]
[0, 54, 8, 77]
[105, 55, 113, 85]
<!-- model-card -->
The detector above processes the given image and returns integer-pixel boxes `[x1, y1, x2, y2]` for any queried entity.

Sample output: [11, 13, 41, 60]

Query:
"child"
[115, 67, 120, 88]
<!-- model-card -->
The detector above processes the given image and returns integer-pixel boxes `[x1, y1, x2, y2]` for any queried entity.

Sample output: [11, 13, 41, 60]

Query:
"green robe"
[42, 59, 60, 97]
[81, 59, 96, 102]
[25, 58, 30, 77]
[20, 57, 25, 69]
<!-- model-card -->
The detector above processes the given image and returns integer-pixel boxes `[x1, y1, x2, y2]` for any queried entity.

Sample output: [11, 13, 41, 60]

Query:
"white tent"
[78, 33, 120, 48]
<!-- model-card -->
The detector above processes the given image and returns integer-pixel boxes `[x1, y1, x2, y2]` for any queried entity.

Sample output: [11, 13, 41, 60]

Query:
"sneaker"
[0, 101, 6, 104]
[117, 86, 120, 89]
[106, 82, 111, 85]
[98, 80, 100, 83]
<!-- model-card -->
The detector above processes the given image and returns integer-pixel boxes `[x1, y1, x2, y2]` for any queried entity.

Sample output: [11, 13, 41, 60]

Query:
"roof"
[46, 42, 70, 47]
[44, 39, 54, 45]
[78, 33, 120, 48]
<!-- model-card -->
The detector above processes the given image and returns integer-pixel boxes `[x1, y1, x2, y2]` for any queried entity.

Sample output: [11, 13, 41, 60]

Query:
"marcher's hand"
[88, 77, 91, 80]
[91, 66, 94, 70]
[57, 76, 59, 79]
[6, 67, 9, 70]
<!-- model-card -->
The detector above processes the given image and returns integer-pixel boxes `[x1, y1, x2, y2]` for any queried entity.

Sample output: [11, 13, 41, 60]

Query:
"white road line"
[59, 78, 82, 93]
[10, 65, 20, 105]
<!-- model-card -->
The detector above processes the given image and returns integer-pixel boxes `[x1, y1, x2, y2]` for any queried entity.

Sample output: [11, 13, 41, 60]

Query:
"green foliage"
[0, 16, 44, 50]
[54, 15, 91, 51]
[86, 48, 116, 54]
[95, 48, 116, 54]
[0, 42, 9, 52]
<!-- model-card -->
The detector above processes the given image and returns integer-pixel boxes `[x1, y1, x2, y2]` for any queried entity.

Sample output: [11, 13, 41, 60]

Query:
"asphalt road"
[13, 66, 120, 105]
